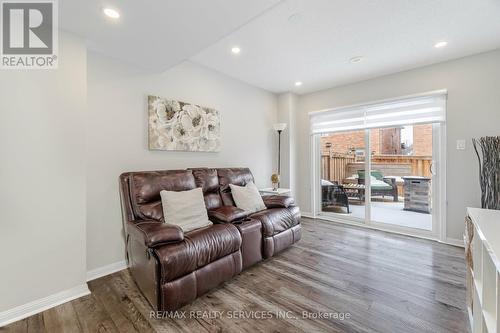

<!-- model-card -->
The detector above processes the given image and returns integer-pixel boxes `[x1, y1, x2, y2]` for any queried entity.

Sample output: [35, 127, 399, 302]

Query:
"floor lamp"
[272, 123, 287, 189]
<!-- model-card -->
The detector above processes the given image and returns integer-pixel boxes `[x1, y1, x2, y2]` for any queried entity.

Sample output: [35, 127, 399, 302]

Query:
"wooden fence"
[321, 153, 355, 183]
[321, 154, 432, 183]
[373, 155, 433, 178]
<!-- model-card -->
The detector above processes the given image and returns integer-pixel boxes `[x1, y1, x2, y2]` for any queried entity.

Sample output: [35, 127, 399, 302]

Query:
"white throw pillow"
[160, 187, 212, 232]
[229, 182, 266, 214]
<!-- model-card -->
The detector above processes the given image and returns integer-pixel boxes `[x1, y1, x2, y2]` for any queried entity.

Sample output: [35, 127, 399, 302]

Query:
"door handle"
[429, 162, 436, 176]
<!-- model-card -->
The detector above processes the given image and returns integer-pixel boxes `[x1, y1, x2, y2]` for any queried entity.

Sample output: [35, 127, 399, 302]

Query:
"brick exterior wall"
[413, 124, 433, 156]
[321, 130, 365, 155]
[380, 128, 401, 154]
[321, 124, 432, 156]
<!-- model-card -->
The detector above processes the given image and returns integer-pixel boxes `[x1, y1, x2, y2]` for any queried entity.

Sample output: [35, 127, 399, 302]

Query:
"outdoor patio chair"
[321, 180, 350, 213]
[357, 170, 398, 202]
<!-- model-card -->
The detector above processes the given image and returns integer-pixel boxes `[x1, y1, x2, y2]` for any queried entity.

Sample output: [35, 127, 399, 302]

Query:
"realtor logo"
[1, 0, 58, 69]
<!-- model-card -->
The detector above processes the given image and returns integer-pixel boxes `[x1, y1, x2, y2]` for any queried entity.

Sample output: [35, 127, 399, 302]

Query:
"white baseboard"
[0, 284, 90, 327]
[1, 260, 128, 327]
[86, 260, 128, 282]
[442, 237, 464, 248]
[301, 211, 315, 219]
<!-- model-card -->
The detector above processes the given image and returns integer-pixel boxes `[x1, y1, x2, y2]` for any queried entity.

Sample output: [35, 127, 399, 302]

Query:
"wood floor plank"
[42, 302, 82, 333]
[71, 293, 119, 333]
[1, 218, 470, 333]
[0, 320, 27, 333]
[89, 276, 153, 333]
[26, 313, 45, 333]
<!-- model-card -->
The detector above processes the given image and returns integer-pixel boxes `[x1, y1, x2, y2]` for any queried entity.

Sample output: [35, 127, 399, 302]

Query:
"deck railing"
[321, 153, 432, 183]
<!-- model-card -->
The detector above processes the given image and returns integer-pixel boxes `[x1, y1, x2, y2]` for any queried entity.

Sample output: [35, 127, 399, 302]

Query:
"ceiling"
[60, 0, 281, 72]
[191, 0, 500, 94]
[61, 0, 500, 94]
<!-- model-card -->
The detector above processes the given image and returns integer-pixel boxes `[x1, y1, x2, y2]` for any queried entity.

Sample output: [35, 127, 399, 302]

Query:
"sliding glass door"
[320, 130, 365, 220]
[367, 124, 434, 231]
[312, 91, 447, 239]
[318, 123, 443, 237]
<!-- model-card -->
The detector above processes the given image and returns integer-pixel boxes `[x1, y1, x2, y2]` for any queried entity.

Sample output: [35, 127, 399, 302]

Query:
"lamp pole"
[277, 129, 282, 184]
[272, 123, 287, 189]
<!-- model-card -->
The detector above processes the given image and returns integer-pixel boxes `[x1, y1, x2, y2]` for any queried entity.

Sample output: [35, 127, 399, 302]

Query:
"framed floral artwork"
[148, 95, 221, 152]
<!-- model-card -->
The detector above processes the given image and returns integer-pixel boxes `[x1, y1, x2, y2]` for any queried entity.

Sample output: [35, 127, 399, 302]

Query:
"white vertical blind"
[309, 91, 447, 135]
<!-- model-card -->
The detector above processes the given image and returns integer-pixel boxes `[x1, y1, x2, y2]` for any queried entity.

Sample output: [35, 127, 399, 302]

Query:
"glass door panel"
[368, 125, 433, 231]
[320, 130, 365, 220]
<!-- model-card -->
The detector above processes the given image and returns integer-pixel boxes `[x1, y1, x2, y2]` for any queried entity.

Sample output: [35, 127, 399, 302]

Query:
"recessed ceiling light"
[295, 81, 303, 87]
[350, 56, 364, 64]
[231, 47, 241, 54]
[434, 41, 448, 49]
[103, 7, 120, 19]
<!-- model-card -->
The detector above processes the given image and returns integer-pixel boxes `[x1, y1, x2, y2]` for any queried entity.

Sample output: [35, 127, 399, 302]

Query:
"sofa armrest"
[208, 206, 248, 223]
[262, 195, 295, 208]
[128, 221, 184, 247]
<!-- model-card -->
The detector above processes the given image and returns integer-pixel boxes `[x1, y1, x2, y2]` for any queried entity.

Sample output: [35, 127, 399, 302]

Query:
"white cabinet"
[466, 208, 500, 333]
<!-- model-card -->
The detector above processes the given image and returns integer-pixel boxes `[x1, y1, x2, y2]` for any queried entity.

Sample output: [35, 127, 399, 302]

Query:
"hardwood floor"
[1, 218, 470, 333]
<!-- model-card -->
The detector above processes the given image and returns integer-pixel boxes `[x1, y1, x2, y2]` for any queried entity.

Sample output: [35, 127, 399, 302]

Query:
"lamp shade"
[273, 123, 287, 131]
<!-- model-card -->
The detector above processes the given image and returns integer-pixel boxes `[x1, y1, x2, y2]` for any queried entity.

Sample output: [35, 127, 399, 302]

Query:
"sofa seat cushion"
[208, 206, 248, 223]
[250, 206, 300, 237]
[154, 223, 242, 282]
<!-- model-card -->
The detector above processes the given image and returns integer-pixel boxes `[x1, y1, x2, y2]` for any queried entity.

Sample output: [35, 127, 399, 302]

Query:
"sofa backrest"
[119, 167, 256, 223]
[190, 168, 223, 210]
[120, 170, 196, 222]
[217, 168, 255, 206]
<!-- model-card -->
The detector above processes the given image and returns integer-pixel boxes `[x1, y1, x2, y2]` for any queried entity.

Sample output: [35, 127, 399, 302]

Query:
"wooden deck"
[1, 218, 469, 333]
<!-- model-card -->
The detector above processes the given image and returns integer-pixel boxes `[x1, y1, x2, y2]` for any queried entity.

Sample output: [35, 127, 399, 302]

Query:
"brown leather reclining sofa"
[119, 168, 301, 311]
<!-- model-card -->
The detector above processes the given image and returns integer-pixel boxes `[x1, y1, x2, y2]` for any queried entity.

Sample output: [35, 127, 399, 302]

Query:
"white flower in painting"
[204, 111, 219, 141]
[153, 98, 180, 125]
[198, 137, 220, 151]
[171, 122, 190, 144]
[178, 104, 207, 138]
[156, 134, 169, 149]
[149, 97, 221, 152]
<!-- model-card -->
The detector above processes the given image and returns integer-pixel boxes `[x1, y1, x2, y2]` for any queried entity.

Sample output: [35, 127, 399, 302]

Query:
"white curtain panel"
[309, 91, 447, 135]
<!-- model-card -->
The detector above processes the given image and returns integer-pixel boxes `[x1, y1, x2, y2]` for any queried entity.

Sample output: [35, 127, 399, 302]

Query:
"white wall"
[0, 33, 87, 313]
[294, 49, 500, 241]
[86, 53, 278, 271]
[277, 93, 298, 195]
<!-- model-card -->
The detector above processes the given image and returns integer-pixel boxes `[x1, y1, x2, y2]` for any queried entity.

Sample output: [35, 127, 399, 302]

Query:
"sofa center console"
[234, 218, 263, 269]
